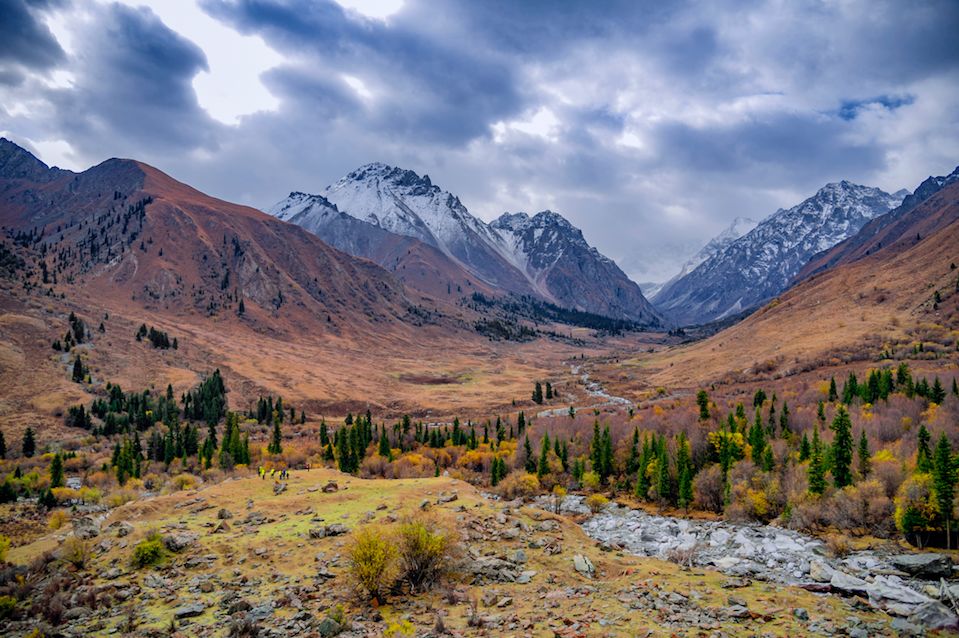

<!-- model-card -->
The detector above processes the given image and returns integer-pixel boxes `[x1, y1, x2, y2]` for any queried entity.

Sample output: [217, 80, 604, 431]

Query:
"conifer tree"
[696, 390, 710, 421]
[931, 378, 946, 404]
[748, 408, 765, 462]
[268, 418, 283, 455]
[808, 425, 826, 495]
[72, 355, 85, 383]
[545, 382, 553, 400]
[319, 420, 329, 446]
[828, 377, 838, 402]
[779, 401, 790, 435]
[538, 432, 551, 478]
[654, 446, 671, 505]
[675, 433, 692, 510]
[857, 431, 871, 478]
[753, 389, 766, 408]
[517, 411, 526, 434]
[378, 429, 392, 460]
[522, 434, 535, 473]
[50, 452, 64, 488]
[917, 424, 933, 473]
[0, 429, 5, 459]
[830, 405, 854, 488]
[626, 428, 640, 476]
[817, 400, 826, 425]
[799, 432, 811, 461]
[532, 381, 544, 404]
[952, 378, 959, 397]
[22, 427, 35, 458]
[761, 445, 775, 472]
[933, 433, 956, 548]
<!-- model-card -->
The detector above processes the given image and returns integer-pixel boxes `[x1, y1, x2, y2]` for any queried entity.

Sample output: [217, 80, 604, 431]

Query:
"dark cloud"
[1, 0, 956, 282]
[0, 0, 66, 82]
[46, 3, 220, 157]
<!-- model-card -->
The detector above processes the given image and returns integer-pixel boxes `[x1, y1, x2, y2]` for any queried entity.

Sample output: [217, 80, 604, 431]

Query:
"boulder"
[907, 601, 959, 631]
[317, 617, 342, 637]
[108, 520, 133, 538]
[829, 571, 869, 595]
[325, 523, 349, 536]
[808, 559, 833, 583]
[573, 554, 595, 577]
[273, 481, 287, 496]
[322, 481, 339, 493]
[163, 531, 199, 552]
[174, 602, 206, 619]
[73, 516, 101, 540]
[890, 553, 954, 580]
[217, 508, 234, 520]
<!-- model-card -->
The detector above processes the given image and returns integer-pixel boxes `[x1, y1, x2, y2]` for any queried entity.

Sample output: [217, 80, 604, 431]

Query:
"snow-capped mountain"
[649, 216, 757, 303]
[653, 181, 906, 326]
[490, 211, 661, 325]
[269, 163, 662, 324]
[321, 162, 536, 295]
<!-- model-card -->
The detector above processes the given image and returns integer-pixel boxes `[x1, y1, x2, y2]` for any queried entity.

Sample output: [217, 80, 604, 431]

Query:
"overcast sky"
[2, 0, 958, 282]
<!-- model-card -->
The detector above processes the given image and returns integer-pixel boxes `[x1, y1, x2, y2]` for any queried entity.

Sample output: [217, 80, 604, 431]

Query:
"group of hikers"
[258, 466, 291, 480]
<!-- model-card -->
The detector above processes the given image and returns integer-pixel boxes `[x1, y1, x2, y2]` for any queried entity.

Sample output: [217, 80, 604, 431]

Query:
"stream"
[537, 364, 632, 418]
[536, 495, 959, 632]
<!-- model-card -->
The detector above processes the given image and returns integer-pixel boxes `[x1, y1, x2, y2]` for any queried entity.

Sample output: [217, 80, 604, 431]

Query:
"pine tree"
[524, 435, 536, 473]
[917, 424, 933, 473]
[319, 420, 329, 446]
[696, 390, 710, 421]
[828, 377, 838, 402]
[378, 429, 392, 460]
[654, 446, 671, 506]
[779, 401, 790, 435]
[952, 378, 959, 397]
[50, 452, 64, 488]
[931, 378, 946, 404]
[830, 405, 854, 488]
[71, 355, 85, 383]
[753, 389, 767, 408]
[761, 445, 775, 472]
[817, 400, 826, 426]
[857, 431, 871, 478]
[268, 419, 283, 455]
[238, 298, 245, 315]
[676, 434, 692, 511]
[808, 425, 826, 495]
[626, 428, 640, 477]
[799, 432, 811, 461]
[517, 411, 526, 434]
[538, 432, 551, 478]
[933, 433, 956, 548]
[748, 408, 765, 462]
[545, 382, 553, 400]
[0, 429, 5, 459]
[22, 427, 35, 458]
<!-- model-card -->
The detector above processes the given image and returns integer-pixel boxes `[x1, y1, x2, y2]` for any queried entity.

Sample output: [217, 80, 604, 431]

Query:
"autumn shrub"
[585, 493, 609, 513]
[580, 471, 601, 492]
[107, 489, 137, 508]
[171, 473, 198, 491]
[78, 487, 102, 504]
[48, 509, 69, 531]
[60, 536, 91, 569]
[347, 525, 399, 603]
[0, 595, 15, 619]
[0, 535, 9, 562]
[824, 533, 852, 557]
[497, 472, 540, 499]
[692, 464, 724, 513]
[824, 480, 894, 536]
[131, 532, 166, 568]
[397, 515, 460, 592]
[895, 473, 938, 547]
[725, 462, 784, 523]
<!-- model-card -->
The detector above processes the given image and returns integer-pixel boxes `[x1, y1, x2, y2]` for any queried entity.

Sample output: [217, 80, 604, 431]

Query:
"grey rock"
[317, 617, 342, 637]
[573, 554, 594, 577]
[174, 602, 205, 619]
[907, 601, 959, 631]
[217, 508, 234, 520]
[889, 553, 954, 580]
[163, 532, 199, 552]
[73, 516, 100, 539]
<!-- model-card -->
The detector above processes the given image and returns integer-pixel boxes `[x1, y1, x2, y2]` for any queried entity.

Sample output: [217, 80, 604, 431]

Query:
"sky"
[1, 0, 958, 283]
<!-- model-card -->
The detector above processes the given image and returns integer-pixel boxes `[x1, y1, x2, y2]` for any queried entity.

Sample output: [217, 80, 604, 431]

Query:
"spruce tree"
[72, 355, 85, 383]
[808, 425, 826, 495]
[545, 382, 553, 400]
[931, 378, 946, 404]
[817, 400, 826, 425]
[857, 431, 871, 478]
[268, 418, 283, 455]
[626, 428, 640, 476]
[378, 429, 392, 460]
[748, 408, 765, 462]
[828, 377, 838, 402]
[917, 424, 933, 473]
[696, 390, 710, 421]
[779, 402, 790, 435]
[799, 432, 811, 461]
[538, 432, 551, 478]
[517, 411, 526, 434]
[830, 405, 854, 488]
[22, 427, 35, 458]
[319, 420, 329, 446]
[933, 433, 956, 548]
[50, 452, 64, 488]
[524, 435, 536, 473]
[655, 446, 671, 505]
[532, 382, 544, 404]
[0, 429, 5, 459]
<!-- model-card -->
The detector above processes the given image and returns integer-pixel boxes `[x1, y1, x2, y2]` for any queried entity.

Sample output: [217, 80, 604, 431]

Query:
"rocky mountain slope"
[798, 165, 959, 281]
[647, 216, 757, 300]
[653, 181, 906, 326]
[273, 163, 661, 324]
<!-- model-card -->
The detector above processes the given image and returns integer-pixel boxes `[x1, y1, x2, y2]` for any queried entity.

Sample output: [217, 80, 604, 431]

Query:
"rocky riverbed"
[540, 495, 959, 633]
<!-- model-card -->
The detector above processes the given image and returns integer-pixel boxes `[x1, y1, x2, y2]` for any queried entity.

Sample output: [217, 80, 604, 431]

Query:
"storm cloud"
[1, 0, 957, 282]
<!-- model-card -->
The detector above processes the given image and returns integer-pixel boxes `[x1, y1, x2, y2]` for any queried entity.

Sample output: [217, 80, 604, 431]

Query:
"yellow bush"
[78, 487, 102, 504]
[171, 473, 198, 491]
[580, 471, 601, 492]
[497, 472, 540, 499]
[585, 493, 609, 513]
[60, 536, 91, 569]
[106, 489, 137, 508]
[48, 510, 69, 531]
[397, 515, 459, 592]
[872, 449, 896, 463]
[51, 487, 79, 503]
[347, 525, 399, 603]
[384, 620, 415, 637]
[0, 535, 9, 562]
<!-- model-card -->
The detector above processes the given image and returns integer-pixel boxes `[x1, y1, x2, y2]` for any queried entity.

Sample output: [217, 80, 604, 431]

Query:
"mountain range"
[270, 162, 662, 326]
[652, 181, 908, 326]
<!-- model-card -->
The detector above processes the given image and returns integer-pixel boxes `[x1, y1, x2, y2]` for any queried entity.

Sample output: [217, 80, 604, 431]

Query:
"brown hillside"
[631, 188, 959, 389]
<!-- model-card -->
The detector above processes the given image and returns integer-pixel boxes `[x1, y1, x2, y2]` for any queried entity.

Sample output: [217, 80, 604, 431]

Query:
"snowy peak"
[653, 180, 904, 325]
[269, 191, 340, 224]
